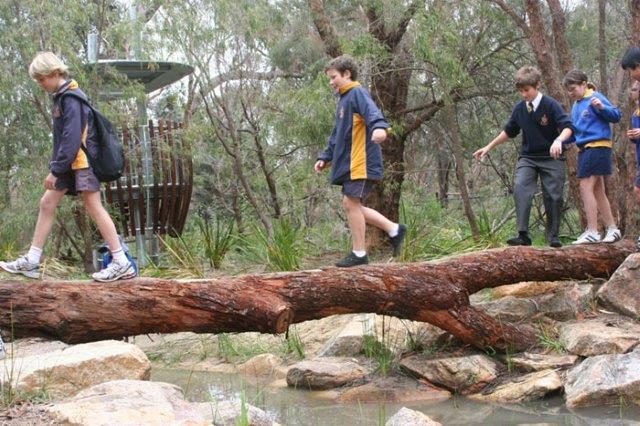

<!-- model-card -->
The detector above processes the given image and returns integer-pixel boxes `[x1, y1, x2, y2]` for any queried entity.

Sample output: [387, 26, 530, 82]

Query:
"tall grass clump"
[241, 219, 303, 271]
[158, 232, 204, 278]
[197, 216, 235, 269]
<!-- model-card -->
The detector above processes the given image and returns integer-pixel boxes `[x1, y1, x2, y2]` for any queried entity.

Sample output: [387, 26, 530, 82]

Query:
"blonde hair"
[28, 52, 69, 79]
[515, 66, 541, 89]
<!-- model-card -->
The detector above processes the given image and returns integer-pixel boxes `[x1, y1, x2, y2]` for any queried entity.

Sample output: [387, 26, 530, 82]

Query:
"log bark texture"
[0, 241, 635, 352]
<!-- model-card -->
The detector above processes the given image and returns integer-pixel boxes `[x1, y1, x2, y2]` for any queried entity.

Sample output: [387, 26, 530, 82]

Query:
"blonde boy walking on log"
[0, 52, 136, 282]
[315, 55, 406, 267]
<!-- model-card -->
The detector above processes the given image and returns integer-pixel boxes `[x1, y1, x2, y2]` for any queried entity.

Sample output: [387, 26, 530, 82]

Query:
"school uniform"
[318, 81, 389, 198]
[504, 92, 573, 241]
[51, 80, 100, 195]
[631, 106, 640, 188]
[571, 89, 620, 178]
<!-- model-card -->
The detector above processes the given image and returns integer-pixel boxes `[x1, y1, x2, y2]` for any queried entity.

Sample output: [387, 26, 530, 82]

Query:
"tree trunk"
[598, 0, 609, 95]
[0, 242, 634, 353]
[443, 107, 480, 238]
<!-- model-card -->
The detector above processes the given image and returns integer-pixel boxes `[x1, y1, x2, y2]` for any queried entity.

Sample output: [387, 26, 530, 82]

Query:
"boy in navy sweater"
[473, 66, 573, 247]
[0, 52, 136, 282]
[315, 55, 406, 267]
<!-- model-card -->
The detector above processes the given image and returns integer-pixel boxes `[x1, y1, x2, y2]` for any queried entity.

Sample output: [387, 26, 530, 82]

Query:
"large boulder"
[534, 283, 596, 321]
[286, 357, 368, 390]
[565, 350, 640, 408]
[337, 375, 450, 404]
[46, 380, 278, 426]
[237, 354, 284, 378]
[400, 353, 500, 394]
[0, 340, 150, 399]
[506, 352, 579, 372]
[317, 314, 373, 357]
[385, 407, 442, 426]
[559, 317, 640, 357]
[597, 253, 640, 319]
[473, 296, 538, 322]
[468, 369, 563, 404]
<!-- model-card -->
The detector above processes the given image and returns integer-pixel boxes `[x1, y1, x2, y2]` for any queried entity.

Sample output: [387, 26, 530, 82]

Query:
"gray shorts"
[55, 168, 101, 195]
[341, 179, 375, 199]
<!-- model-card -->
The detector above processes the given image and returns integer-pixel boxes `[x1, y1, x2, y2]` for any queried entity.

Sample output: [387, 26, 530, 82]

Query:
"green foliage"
[158, 233, 204, 278]
[240, 219, 303, 272]
[197, 216, 236, 269]
[362, 335, 394, 376]
[283, 325, 305, 359]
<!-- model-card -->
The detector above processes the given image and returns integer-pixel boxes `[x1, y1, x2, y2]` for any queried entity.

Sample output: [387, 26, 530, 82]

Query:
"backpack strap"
[59, 91, 93, 155]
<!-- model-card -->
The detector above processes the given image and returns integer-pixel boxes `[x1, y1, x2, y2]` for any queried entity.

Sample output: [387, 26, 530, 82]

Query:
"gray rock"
[400, 353, 500, 394]
[506, 352, 579, 372]
[286, 357, 368, 390]
[337, 375, 450, 404]
[0, 340, 150, 400]
[474, 296, 538, 322]
[207, 400, 279, 426]
[535, 283, 596, 321]
[385, 407, 442, 426]
[317, 314, 373, 357]
[468, 369, 563, 403]
[565, 350, 640, 408]
[597, 253, 640, 319]
[559, 317, 640, 357]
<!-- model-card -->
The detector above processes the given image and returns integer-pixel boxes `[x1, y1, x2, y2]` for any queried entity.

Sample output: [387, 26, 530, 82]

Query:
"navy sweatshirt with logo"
[504, 95, 573, 159]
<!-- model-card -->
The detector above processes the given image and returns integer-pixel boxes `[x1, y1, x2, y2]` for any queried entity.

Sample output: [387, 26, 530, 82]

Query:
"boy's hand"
[44, 173, 57, 190]
[550, 139, 563, 159]
[314, 160, 330, 173]
[590, 97, 604, 110]
[372, 128, 387, 144]
[628, 129, 640, 139]
[473, 146, 490, 160]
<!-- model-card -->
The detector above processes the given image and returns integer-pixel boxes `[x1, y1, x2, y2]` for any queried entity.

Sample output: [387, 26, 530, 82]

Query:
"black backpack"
[60, 92, 125, 182]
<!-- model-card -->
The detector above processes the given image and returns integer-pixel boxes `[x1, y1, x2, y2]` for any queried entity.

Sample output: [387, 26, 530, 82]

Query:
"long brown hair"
[562, 69, 596, 90]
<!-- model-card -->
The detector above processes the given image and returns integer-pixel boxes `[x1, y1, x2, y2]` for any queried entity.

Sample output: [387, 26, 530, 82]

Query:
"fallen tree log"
[0, 241, 635, 352]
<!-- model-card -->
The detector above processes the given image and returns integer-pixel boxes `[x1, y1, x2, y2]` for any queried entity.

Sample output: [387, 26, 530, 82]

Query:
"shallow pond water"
[152, 368, 640, 425]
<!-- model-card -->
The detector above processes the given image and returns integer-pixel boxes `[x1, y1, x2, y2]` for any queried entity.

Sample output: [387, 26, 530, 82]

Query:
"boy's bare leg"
[31, 189, 67, 249]
[343, 195, 366, 252]
[593, 176, 616, 228]
[360, 206, 394, 234]
[579, 176, 599, 230]
[81, 191, 121, 252]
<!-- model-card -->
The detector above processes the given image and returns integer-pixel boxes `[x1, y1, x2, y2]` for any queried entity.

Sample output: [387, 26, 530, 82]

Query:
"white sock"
[388, 223, 400, 238]
[110, 248, 129, 265]
[353, 250, 367, 258]
[26, 246, 43, 264]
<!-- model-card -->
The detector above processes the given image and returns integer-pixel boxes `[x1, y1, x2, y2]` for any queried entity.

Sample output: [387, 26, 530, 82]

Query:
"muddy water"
[152, 368, 640, 425]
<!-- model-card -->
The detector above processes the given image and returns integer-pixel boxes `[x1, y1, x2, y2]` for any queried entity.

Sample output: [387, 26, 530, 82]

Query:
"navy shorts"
[577, 147, 612, 178]
[55, 168, 101, 195]
[341, 179, 375, 199]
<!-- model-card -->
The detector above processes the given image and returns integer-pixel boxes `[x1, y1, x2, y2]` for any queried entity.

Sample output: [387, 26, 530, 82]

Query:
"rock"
[206, 400, 279, 426]
[47, 380, 211, 426]
[337, 375, 450, 404]
[385, 407, 442, 426]
[506, 353, 579, 372]
[597, 253, 640, 319]
[400, 353, 500, 394]
[474, 296, 538, 322]
[468, 369, 563, 404]
[535, 283, 596, 320]
[317, 314, 373, 357]
[565, 350, 640, 408]
[4, 337, 68, 358]
[559, 317, 640, 357]
[0, 340, 150, 399]
[286, 357, 368, 390]
[237, 354, 283, 378]
[492, 281, 576, 299]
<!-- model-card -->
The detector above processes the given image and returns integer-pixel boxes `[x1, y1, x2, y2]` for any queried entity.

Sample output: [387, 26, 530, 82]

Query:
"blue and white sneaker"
[602, 227, 622, 243]
[92, 260, 137, 282]
[571, 230, 601, 245]
[0, 256, 40, 279]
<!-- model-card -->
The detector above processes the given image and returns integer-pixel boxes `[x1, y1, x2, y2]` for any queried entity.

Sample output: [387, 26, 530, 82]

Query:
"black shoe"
[390, 224, 407, 257]
[335, 252, 369, 268]
[506, 234, 532, 246]
[549, 237, 562, 248]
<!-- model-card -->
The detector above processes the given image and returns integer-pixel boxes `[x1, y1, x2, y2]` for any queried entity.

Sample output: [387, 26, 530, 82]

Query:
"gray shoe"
[92, 260, 136, 282]
[0, 256, 40, 279]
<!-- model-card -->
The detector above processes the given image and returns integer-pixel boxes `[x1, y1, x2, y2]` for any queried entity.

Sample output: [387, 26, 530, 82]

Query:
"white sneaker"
[602, 227, 622, 243]
[0, 256, 40, 279]
[572, 230, 601, 245]
[92, 260, 136, 282]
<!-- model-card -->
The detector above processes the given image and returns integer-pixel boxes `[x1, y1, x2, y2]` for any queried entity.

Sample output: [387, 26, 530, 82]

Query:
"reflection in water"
[152, 368, 640, 425]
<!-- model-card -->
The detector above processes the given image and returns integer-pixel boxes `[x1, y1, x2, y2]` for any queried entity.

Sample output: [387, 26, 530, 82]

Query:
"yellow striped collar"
[339, 81, 361, 95]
